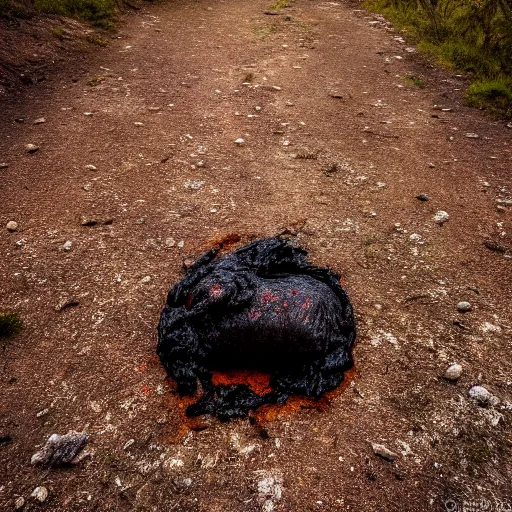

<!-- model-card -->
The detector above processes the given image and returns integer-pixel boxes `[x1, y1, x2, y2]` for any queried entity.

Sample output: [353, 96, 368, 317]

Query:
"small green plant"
[253, 24, 275, 38]
[86, 35, 109, 46]
[52, 26, 64, 39]
[404, 74, 425, 87]
[0, 312, 23, 338]
[268, 0, 291, 9]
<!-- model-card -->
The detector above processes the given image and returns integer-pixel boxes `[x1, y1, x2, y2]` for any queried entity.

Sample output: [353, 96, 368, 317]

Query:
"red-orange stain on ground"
[203, 233, 242, 252]
[137, 362, 149, 373]
[141, 383, 152, 397]
[165, 365, 356, 439]
[211, 369, 273, 395]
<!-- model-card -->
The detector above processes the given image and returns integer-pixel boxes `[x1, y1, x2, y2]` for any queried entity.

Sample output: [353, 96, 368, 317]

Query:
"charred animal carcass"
[157, 238, 356, 420]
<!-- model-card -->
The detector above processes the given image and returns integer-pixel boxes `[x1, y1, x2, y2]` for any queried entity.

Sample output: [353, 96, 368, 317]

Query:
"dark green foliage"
[465, 77, 512, 116]
[366, 0, 512, 117]
[1, 0, 118, 28]
[35, 0, 117, 28]
[0, 312, 23, 338]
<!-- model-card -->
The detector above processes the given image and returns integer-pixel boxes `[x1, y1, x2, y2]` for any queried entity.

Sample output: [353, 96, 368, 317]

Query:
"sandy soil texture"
[1, 0, 511, 510]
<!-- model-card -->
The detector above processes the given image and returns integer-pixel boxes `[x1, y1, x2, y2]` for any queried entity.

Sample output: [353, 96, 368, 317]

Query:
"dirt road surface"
[1, 0, 511, 510]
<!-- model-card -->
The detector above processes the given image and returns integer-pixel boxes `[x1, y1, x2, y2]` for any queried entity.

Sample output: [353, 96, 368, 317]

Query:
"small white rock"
[444, 363, 463, 381]
[234, 138, 245, 145]
[134, 122, 144, 127]
[14, 496, 25, 509]
[85, 164, 97, 171]
[123, 439, 135, 450]
[433, 210, 449, 225]
[31, 487, 48, 503]
[371, 443, 398, 461]
[84, 112, 93, 116]
[7, 221, 18, 231]
[36, 408, 49, 418]
[140, 276, 151, 284]
[33, 117, 46, 125]
[465, 132, 479, 138]
[25, 144, 39, 153]
[457, 301, 472, 312]
[62, 240, 73, 251]
[469, 385, 499, 406]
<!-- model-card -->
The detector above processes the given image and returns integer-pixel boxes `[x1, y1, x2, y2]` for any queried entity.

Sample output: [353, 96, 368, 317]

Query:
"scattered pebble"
[30, 487, 48, 502]
[468, 385, 499, 406]
[85, 164, 97, 171]
[184, 180, 205, 190]
[433, 210, 449, 225]
[465, 133, 479, 138]
[31, 431, 88, 467]
[84, 112, 93, 116]
[123, 439, 135, 450]
[134, 122, 144, 127]
[444, 363, 463, 381]
[33, 117, 46, 125]
[14, 496, 25, 509]
[416, 193, 430, 201]
[6, 221, 18, 231]
[25, 144, 39, 153]
[457, 301, 472, 312]
[36, 408, 49, 418]
[140, 276, 151, 284]
[173, 477, 193, 491]
[0, 162, 8, 169]
[62, 241, 73, 251]
[235, 138, 245, 145]
[371, 443, 398, 461]
[55, 297, 80, 312]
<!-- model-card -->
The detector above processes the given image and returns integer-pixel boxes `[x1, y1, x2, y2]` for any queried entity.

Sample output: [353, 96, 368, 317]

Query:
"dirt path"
[1, 0, 512, 510]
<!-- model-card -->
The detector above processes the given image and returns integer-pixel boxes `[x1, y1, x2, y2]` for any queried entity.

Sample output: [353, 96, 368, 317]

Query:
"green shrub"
[365, 0, 512, 117]
[0, 312, 23, 338]
[34, 0, 117, 28]
[465, 77, 512, 116]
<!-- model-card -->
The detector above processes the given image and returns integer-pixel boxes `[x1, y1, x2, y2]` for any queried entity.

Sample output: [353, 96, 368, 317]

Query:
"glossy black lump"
[157, 238, 356, 420]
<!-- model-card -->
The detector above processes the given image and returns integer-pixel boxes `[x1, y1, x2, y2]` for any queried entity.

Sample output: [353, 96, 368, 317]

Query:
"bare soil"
[1, 0, 512, 510]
